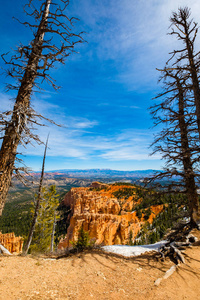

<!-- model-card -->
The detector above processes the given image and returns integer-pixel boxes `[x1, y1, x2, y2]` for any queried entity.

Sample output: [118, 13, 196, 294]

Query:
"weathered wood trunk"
[177, 78, 200, 227]
[50, 211, 57, 253]
[0, 0, 51, 216]
[184, 25, 200, 140]
[23, 135, 48, 255]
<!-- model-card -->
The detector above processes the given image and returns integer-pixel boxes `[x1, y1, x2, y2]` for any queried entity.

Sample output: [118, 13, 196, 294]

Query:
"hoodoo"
[58, 183, 163, 249]
[0, 232, 23, 254]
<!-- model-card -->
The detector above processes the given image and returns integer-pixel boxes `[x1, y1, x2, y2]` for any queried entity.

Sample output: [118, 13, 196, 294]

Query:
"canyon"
[58, 182, 163, 249]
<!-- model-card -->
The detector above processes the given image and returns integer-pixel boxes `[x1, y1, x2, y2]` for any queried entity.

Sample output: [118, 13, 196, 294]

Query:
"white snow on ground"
[102, 241, 167, 257]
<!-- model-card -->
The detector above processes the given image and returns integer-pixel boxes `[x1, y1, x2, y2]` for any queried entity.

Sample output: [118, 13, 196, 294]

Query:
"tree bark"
[50, 211, 57, 253]
[184, 25, 200, 140]
[0, 0, 51, 216]
[177, 78, 200, 227]
[23, 135, 49, 255]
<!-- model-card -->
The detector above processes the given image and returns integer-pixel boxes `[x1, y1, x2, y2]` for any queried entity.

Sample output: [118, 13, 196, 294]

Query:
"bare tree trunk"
[23, 135, 49, 255]
[184, 28, 200, 140]
[0, 0, 51, 216]
[170, 8, 200, 140]
[177, 78, 200, 227]
[50, 211, 57, 253]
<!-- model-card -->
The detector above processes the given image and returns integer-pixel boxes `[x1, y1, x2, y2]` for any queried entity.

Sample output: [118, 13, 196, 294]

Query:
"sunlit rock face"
[58, 182, 163, 249]
[0, 232, 23, 254]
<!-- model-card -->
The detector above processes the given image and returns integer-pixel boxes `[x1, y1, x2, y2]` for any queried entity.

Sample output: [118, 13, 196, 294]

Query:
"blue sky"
[0, 0, 200, 171]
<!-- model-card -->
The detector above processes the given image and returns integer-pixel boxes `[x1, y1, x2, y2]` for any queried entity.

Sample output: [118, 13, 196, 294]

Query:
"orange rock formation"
[58, 183, 163, 249]
[0, 232, 24, 254]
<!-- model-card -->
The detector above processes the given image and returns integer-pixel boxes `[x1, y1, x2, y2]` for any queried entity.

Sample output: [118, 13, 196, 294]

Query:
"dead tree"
[168, 7, 200, 139]
[24, 135, 49, 255]
[149, 69, 200, 227]
[0, 0, 84, 215]
[50, 210, 57, 253]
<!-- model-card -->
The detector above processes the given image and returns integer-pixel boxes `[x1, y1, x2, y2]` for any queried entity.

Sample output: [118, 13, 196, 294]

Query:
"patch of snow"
[102, 241, 167, 257]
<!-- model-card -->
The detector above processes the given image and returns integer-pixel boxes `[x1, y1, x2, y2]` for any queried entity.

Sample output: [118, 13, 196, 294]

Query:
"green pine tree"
[71, 226, 92, 252]
[30, 185, 60, 253]
[127, 229, 134, 245]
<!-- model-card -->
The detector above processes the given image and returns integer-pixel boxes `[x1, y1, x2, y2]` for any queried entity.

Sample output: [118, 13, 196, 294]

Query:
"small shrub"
[112, 187, 134, 199]
[71, 227, 94, 252]
[114, 182, 134, 186]
[127, 230, 134, 246]
[144, 207, 152, 220]
[136, 209, 142, 219]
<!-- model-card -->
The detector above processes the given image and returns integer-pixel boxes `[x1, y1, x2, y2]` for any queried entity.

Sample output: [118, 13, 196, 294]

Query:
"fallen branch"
[154, 265, 178, 286]
[0, 243, 12, 255]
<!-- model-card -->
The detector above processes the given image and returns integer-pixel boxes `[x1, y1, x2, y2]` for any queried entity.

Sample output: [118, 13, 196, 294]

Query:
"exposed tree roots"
[154, 222, 199, 285]
[157, 221, 198, 265]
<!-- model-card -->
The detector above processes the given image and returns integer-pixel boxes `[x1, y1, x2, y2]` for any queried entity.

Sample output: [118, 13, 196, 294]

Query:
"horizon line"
[30, 168, 160, 172]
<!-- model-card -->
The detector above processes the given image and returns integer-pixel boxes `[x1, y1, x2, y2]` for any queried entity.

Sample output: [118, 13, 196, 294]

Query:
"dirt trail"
[0, 233, 200, 299]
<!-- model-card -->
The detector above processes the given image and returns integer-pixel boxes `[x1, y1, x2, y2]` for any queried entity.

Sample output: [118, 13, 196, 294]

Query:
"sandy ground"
[0, 232, 200, 300]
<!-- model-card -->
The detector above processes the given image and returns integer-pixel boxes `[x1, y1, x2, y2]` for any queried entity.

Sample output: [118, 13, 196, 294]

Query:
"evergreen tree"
[71, 226, 92, 252]
[29, 185, 59, 253]
[127, 229, 134, 246]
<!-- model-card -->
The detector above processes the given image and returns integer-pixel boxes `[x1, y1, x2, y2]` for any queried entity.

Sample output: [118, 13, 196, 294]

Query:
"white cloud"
[31, 96, 98, 129]
[100, 145, 161, 161]
[0, 93, 15, 111]
[72, 0, 200, 90]
[0, 91, 160, 163]
[98, 102, 140, 109]
[66, 117, 98, 129]
[20, 116, 160, 162]
[97, 129, 161, 161]
[0, 93, 98, 159]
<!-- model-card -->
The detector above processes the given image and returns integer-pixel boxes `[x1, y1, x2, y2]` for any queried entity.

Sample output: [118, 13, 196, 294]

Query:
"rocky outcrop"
[89, 182, 109, 189]
[58, 184, 163, 249]
[64, 187, 121, 215]
[0, 232, 23, 254]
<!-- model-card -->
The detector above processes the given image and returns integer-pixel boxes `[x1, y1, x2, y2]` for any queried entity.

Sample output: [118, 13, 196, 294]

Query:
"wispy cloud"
[31, 96, 98, 129]
[66, 117, 98, 129]
[0, 91, 160, 162]
[0, 93, 15, 111]
[72, 0, 200, 91]
[98, 102, 140, 109]
[19, 111, 160, 162]
[98, 129, 161, 161]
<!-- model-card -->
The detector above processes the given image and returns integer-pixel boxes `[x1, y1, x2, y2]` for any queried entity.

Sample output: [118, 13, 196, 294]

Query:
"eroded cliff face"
[0, 232, 23, 254]
[58, 183, 163, 249]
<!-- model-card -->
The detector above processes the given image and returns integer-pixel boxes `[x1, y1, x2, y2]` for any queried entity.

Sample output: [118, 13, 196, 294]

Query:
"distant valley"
[10, 169, 160, 191]
[43, 168, 159, 178]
